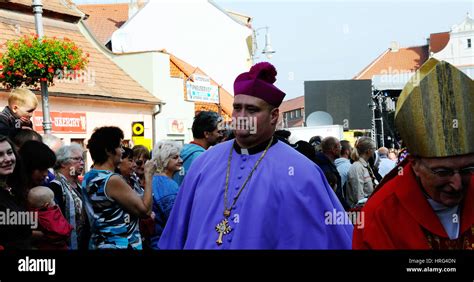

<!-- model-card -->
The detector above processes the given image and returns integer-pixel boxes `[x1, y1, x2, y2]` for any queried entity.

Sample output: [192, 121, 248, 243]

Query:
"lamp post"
[252, 26, 276, 63]
[32, 0, 52, 134]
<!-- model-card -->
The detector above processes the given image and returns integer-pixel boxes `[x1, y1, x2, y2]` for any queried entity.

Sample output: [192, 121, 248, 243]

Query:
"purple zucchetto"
[233, 62, 286, 107]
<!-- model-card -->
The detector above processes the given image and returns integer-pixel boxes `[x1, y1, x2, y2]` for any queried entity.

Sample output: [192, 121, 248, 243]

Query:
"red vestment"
[353, 162, 474, 250]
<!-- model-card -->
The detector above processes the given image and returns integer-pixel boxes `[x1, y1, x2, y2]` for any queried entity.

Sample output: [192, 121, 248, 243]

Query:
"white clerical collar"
[427, 198, 460, 240]
[233, 137, 278, 155]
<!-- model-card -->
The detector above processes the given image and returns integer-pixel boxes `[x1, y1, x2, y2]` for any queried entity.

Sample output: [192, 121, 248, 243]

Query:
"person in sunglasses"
[353, 59, 474, 249]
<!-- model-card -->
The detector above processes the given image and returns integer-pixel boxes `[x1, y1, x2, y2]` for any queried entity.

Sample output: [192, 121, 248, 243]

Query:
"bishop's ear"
[270, 107, 279, 125]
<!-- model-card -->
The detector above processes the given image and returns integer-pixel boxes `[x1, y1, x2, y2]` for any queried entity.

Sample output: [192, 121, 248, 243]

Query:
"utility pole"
[32, 0, 52, 134]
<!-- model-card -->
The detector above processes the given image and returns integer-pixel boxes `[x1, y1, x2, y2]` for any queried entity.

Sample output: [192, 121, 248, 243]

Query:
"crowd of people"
[0, 58, 472, 250]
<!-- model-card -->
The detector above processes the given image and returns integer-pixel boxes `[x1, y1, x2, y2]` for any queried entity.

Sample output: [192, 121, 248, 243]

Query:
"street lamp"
[32, 0, 52, 134]
[252, 26, 276, 62]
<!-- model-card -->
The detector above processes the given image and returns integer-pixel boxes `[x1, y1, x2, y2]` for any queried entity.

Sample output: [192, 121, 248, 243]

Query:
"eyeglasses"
[421, 162, 474, 178]
[69, 157, 84, 162]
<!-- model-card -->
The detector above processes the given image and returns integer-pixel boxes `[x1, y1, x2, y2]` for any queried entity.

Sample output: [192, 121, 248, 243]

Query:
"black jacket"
[0, 106, 33, 137]
[0, 189, 32, 250]
[314, 152, 350, 210]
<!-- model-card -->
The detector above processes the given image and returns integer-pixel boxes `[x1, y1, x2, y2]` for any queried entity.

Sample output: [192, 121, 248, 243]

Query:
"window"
[295, 109, 300, 118]
[290, 111, 294, 119]
[468, 38, 472, 48]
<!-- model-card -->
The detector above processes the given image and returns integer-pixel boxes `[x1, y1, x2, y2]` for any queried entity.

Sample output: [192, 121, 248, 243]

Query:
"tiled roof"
[279, 96, 304, 113]
[429, 32, 450, 53]
[0, 9, 160, 105]
[77, 3, 128, 45]
[168, 53, 233, 119]
[0, 0, 84, 19]
[354, 46, 429, 80]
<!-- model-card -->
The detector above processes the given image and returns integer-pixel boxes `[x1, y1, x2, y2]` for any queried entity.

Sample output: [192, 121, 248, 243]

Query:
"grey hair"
[352, 137, 375, 160]
[152, 141, 182, 173]
[55, 143, 84, 169]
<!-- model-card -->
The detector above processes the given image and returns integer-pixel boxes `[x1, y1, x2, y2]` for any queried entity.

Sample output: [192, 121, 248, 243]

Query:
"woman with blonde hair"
[346, 137, 378, 208]
[150, 141, 183, 249]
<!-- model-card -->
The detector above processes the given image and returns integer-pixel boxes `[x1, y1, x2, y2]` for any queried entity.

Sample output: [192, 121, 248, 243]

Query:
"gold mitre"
[395, 58, 474, 158]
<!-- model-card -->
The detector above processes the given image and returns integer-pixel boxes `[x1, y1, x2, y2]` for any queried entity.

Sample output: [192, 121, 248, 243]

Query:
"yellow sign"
[343, 131, 358, 147]
[132, 136, 152, 151]
[132, 122, 144, 136]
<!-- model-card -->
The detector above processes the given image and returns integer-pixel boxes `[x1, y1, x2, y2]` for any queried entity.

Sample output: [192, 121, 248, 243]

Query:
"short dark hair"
[292, 140, 317, 163]
[340, 140, 351, 155]
[122, 147, 133, 159]
[321, 137, 339, 153]
[192, 111, 222, 139]
[10, 129, 43, 149]
[19, 140, 56, 173]
[87, 126, 124, 164]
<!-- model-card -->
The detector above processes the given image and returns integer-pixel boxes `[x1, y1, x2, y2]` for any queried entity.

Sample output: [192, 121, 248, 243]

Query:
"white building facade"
[112, 51, 195, 144]
[434, 14, 474, 78]
[110, 0, 253, 95]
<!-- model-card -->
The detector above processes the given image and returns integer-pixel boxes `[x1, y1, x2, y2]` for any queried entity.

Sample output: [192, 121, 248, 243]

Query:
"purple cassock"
[158, 139, 353, 249]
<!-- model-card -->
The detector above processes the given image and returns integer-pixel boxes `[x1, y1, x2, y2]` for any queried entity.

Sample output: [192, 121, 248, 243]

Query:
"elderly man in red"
[353, 58, 474, 250]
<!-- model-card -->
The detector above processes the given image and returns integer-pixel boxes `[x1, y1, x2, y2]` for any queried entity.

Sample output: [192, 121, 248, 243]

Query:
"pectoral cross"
[215, 218, 232, 246]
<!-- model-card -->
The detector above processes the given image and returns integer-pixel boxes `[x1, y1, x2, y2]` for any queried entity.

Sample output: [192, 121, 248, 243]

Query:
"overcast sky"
[73, 0, 473, 100]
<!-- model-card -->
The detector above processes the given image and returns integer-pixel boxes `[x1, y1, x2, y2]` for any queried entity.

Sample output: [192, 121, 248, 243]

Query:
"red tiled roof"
[77, 4, 128, 45]
[354, 46, 429, 80]
[0, 8, 160, 105]
[429, 32, 450, 53]
[280, 96, 304, 113]
[168, 53, 233, 120]
[0, 0, 83, 20]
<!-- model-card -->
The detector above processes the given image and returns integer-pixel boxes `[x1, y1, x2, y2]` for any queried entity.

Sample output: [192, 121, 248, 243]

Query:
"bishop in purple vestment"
[158, 62, 353, 249]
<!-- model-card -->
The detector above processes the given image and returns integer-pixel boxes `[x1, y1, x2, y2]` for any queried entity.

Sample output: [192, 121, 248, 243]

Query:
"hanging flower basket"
[0, 34, 89, 89]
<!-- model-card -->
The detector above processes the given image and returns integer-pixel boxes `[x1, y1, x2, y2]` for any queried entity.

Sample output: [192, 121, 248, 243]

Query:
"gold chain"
[223, 137, 274, 217]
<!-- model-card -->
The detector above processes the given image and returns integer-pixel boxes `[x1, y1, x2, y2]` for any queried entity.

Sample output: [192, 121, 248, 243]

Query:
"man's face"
[204, 127, 222, 147]
[332, 141, 342, 159]
[12, 101, 37, 122]
[232, 95, 278, 148]
[411, 153, 474, 207]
